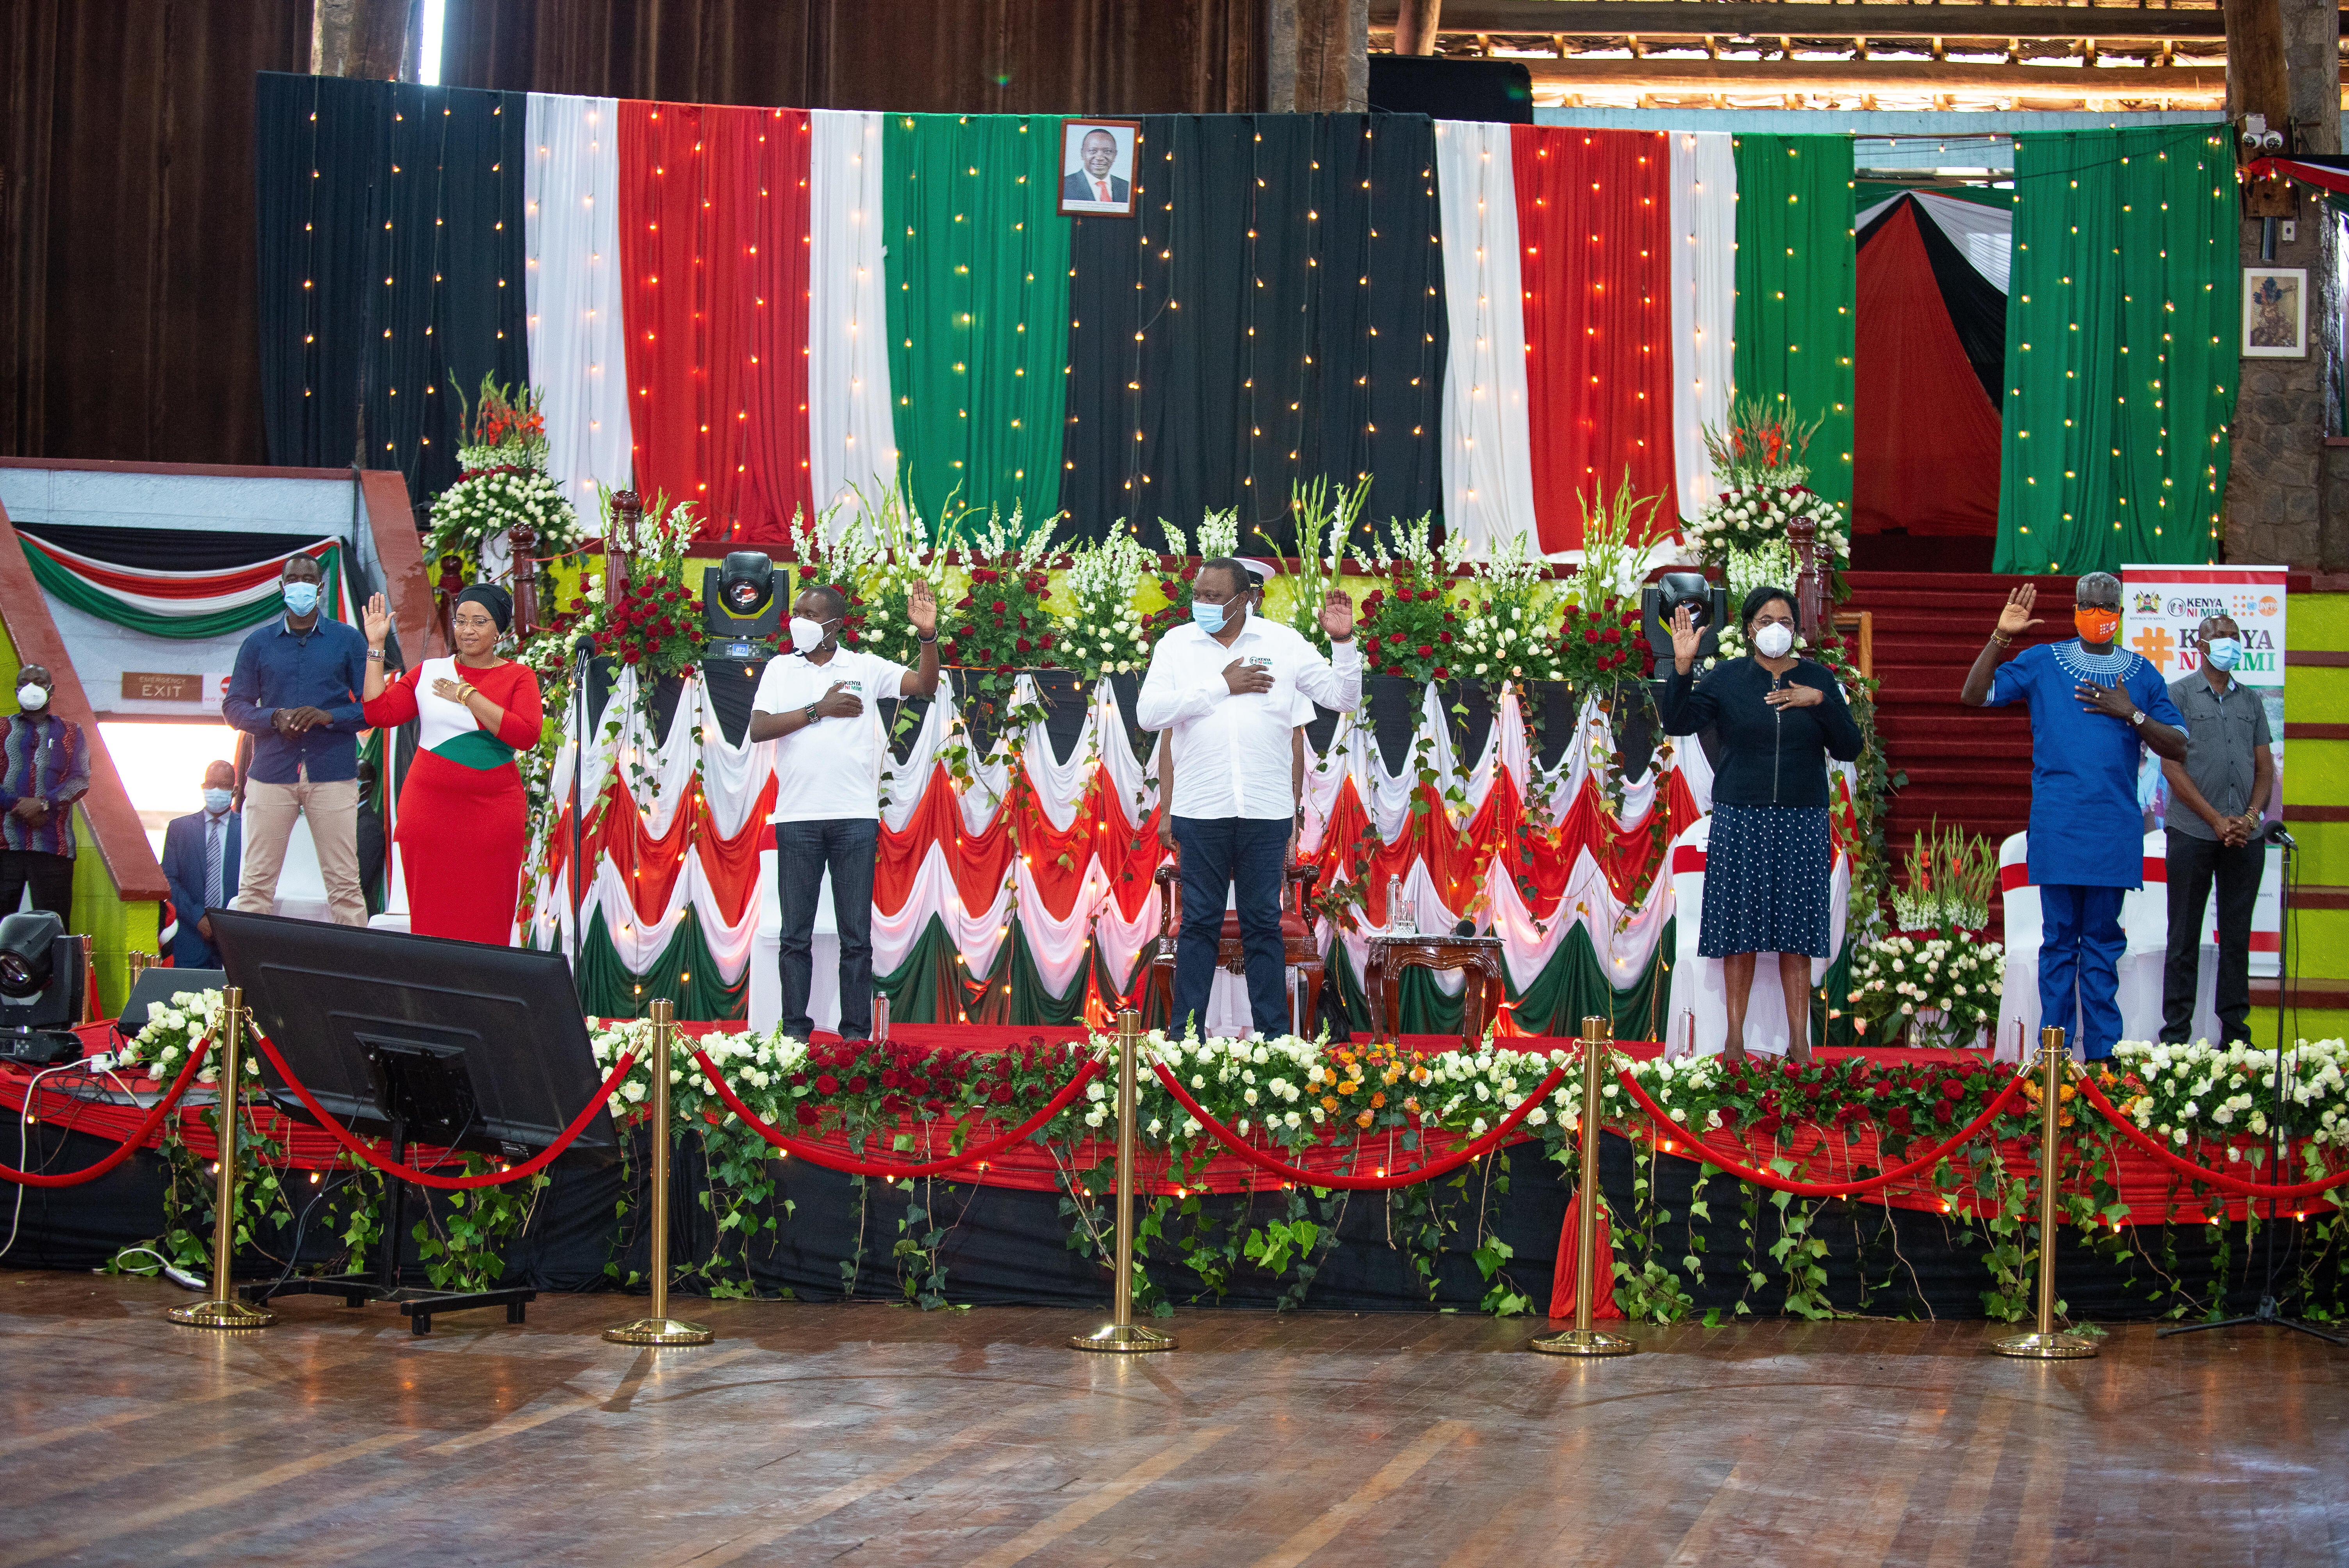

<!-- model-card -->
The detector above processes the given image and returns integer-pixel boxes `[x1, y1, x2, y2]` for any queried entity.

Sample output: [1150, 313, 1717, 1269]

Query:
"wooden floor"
[3, 1272, 2345, 1566]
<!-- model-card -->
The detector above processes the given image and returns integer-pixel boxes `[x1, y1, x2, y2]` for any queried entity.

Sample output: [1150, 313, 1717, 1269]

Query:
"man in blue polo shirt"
[222, 554, 370, 926]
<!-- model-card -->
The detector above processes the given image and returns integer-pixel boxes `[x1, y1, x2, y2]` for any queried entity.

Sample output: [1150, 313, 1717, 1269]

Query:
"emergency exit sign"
[122, 672, 205, 702]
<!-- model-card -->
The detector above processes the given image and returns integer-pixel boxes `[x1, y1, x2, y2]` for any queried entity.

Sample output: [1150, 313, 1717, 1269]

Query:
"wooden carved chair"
[1145, 858, 1325, 1035]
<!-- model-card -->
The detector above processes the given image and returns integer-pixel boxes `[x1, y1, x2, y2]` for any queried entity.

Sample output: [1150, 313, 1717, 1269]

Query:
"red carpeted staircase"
[1843, 572, 2074, 861]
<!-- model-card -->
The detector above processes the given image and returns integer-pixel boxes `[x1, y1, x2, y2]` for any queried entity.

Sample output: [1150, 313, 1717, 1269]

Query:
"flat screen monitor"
[209, 909, 619, 1166]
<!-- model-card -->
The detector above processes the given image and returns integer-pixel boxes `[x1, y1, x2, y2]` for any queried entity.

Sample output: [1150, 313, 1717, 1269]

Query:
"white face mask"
[1753, 623, 1795, 659]
[16, 684, 47, 712]
[789, 616, 834, 655]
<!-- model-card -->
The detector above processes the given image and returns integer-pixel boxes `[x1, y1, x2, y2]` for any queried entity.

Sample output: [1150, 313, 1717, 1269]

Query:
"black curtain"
[1856, 193, 2009, 411]
[255, 73, 530, 513]
[1059, 113, 1448, 549]
[12, 521, 336, 570]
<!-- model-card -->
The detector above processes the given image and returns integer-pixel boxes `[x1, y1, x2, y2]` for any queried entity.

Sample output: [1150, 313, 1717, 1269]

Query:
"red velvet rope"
[252, 1031, 638, 1190]
[692, 1049, 1103, 1178]
[0, 1038, 214, 1188]
[2072, 1070, 2349, 1201]
[1150, 1060, 1570, 1190]
[1611, 1064, 2035, 1198]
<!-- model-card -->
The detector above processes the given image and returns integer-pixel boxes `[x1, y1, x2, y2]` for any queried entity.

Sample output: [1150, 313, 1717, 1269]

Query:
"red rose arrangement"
[1355, 562, 1462, 684]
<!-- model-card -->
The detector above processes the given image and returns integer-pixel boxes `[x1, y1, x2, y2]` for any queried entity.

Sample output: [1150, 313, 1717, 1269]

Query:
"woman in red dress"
[360, 584, 544, 943]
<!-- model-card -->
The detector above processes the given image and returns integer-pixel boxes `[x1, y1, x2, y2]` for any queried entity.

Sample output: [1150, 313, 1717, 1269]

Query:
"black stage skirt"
[1698, 804, 1832, 959]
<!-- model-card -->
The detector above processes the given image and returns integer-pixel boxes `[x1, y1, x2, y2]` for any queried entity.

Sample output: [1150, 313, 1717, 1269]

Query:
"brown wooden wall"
[4, 0, 1266, 469]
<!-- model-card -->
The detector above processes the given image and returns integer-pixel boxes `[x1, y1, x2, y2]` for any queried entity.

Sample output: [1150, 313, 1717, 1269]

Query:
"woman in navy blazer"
[160, 761, 242, 968]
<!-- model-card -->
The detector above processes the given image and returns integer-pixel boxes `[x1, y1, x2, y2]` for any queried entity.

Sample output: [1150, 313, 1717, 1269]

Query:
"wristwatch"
[802, 702, 822, 726]
[2129, 709, 2147, 728]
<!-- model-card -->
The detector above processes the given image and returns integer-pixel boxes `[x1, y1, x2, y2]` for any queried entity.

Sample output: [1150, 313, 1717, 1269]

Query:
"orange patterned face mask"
[2074, 607, 2121, 645]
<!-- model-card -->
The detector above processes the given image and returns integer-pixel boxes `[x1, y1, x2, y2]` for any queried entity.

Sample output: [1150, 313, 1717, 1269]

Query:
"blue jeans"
[2039, 883, 2126, 1059]
[774, 818, 878, 1040]
[1171, 815, 1291, 1039]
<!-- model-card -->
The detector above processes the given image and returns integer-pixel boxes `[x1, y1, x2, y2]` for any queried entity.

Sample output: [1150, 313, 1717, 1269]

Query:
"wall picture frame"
[2242, 266, 2308, 358]
[1058, 119, 1141, 218]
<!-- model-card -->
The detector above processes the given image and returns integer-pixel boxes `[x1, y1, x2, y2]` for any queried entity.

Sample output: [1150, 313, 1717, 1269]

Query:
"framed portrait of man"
[1059, 119, 1140, 217]
[2242, 266, 2307, 358]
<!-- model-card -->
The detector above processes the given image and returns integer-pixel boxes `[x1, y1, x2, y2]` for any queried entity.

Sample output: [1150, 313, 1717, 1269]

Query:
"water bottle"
[872, 991, 890, 1046]
[1388, 874, 1415, 937]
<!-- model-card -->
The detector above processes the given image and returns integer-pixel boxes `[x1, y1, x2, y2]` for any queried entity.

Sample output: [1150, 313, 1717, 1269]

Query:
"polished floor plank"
[2, 1271, 2345, 1566]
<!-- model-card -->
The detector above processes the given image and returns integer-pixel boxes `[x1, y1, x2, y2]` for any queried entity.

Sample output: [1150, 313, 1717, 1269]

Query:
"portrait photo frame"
[2242, 265, 2308, 358]
[1057, 118, 1141, 218]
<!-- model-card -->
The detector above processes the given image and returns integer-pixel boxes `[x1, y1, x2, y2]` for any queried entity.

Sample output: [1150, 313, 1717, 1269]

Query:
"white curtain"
[1668, 132, 1736, 521]
[524, 93, 634, 526]
[1434, 119, 1538, 558]
[807, 110, 901, 533]
[1855, 191, 2013, 294]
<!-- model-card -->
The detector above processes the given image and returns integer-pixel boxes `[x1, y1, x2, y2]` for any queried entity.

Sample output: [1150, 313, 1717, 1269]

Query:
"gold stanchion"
[125, 950, 154, 983]
[168, 987, 276, 1330]
[1994, 1025, 2097, 1360]
[1071, 1008, 1175, 1353]
[1531, 1016, 1636, 1357]
[605, 999, 714, 1346]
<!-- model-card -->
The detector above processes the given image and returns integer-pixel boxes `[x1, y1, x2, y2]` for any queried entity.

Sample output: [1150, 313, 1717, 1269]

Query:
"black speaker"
[1368, 55, 1535, 123]
[1642, 573, 1728, 663]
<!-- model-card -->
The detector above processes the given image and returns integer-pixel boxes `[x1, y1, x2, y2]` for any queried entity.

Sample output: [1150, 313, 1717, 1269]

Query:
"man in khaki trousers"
[221, 554, 370, 926]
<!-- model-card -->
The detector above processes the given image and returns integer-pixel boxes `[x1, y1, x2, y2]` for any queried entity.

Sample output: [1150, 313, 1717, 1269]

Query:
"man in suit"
[1062, 128, 1129, 207]
[161, 761, 241, 968]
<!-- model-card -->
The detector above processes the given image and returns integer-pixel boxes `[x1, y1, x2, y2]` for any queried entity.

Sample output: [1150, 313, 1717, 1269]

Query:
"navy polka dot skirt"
[1698, 804, 1833, 959]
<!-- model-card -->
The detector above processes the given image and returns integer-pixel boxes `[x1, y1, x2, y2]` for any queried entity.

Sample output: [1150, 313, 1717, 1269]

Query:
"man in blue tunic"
[1960, 573, 2187, 1058]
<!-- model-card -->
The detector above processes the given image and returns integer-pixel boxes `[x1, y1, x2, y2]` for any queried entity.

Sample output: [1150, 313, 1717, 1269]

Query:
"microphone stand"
[568, 631, 595, 976]
[2160, 822, 2345, 1345]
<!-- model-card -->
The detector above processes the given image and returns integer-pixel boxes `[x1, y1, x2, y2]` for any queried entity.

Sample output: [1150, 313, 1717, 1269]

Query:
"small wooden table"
[1362, 934, 1508, 1044]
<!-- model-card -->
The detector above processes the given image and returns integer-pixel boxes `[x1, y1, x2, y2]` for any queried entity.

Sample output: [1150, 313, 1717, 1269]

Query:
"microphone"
[1452, 918, 1476, 938]
[2262, 819, 2296, 848]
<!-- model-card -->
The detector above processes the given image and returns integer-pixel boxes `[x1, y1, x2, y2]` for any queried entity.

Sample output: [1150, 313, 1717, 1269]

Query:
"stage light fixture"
[702, 550, 786, 652]
[1641, 571, 1727, 662]
[0, 911, 86, 1066]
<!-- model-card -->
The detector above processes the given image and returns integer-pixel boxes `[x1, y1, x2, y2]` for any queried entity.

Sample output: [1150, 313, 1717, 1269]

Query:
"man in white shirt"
[1137, 556, 1357, 1039]
[749, 580, 941, 1041]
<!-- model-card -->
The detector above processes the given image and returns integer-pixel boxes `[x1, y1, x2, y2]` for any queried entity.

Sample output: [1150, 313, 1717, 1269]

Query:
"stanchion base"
[1991, 1329, 2098, 1360]
[1069, 1322, 1178, 1354]
[1529, 1327, 1638, 1358]
[603, 1317, 715, 1346]
[166, 1297, 278, 1331]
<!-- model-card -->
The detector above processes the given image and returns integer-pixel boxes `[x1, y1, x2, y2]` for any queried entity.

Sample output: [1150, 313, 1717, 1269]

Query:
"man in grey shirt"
[2159, 613, 2274, 1045]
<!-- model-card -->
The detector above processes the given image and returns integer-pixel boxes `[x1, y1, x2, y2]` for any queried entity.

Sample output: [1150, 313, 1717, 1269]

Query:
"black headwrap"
[454, 583, 514, 633]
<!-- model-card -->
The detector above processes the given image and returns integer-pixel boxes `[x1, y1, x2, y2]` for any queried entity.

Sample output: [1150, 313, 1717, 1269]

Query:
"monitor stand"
[244, 1042, 537, 1336]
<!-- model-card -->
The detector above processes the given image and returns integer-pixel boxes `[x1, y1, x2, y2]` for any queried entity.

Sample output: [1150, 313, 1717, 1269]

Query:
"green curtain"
[1994, 128, 2240, 574]
[873, 915, 1094, 1025]
[575, 907, 750, 1021]
[882, 114, 1072, 538]
[1732, 135, 1857, 506]
[20, 543, 343, 640]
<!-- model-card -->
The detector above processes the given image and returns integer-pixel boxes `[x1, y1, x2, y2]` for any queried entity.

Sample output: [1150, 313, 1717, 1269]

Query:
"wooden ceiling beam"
[1518, 55, 2238, 92]
[1370, 3, 2258, 39]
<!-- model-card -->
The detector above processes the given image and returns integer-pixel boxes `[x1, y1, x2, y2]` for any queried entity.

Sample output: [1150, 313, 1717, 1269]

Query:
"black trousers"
[2161, 829, 2263, 1045]
[773, 818, 879, 1041]
[0, 850, 74, 918]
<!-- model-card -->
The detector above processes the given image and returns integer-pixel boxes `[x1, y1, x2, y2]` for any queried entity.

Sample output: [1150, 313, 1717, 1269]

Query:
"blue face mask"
[282, 580, 321, 617]
[202, 788, 233, 814]
[2204, 637, 2242, 672]
[1191, 599, 1230, 635]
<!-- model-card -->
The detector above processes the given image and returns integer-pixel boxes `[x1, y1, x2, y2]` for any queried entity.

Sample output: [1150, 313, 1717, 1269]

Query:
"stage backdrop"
[253, 75, 2241, 568]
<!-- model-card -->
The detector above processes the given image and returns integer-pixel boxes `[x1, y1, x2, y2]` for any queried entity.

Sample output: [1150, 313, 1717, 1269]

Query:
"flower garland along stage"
[45, 1000, 2349, 1322]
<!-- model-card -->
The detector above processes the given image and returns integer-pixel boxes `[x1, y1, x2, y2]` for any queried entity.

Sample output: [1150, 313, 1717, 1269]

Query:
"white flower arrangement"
[2107, 1039, 2349, 1164]
[1843, 934, 2004, 1049]
[1058, 529, 1154, 681]
[119, 989, 259, 1086]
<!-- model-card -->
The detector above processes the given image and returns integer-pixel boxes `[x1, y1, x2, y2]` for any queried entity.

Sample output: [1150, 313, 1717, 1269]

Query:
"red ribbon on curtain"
[1512, 126, 1680, 554]
[618, 102, 813, 543]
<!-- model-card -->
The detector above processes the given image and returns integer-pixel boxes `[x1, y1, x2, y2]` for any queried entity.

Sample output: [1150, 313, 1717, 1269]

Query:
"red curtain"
[1851, 203, 2001, 537]
[617, 100, 813, 543]
[1511, 127, 1679, 554]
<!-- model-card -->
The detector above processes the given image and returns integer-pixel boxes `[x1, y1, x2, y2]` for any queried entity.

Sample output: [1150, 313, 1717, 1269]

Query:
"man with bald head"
[1061, 127, 1130, 208]
[161, 761, 242, 968]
